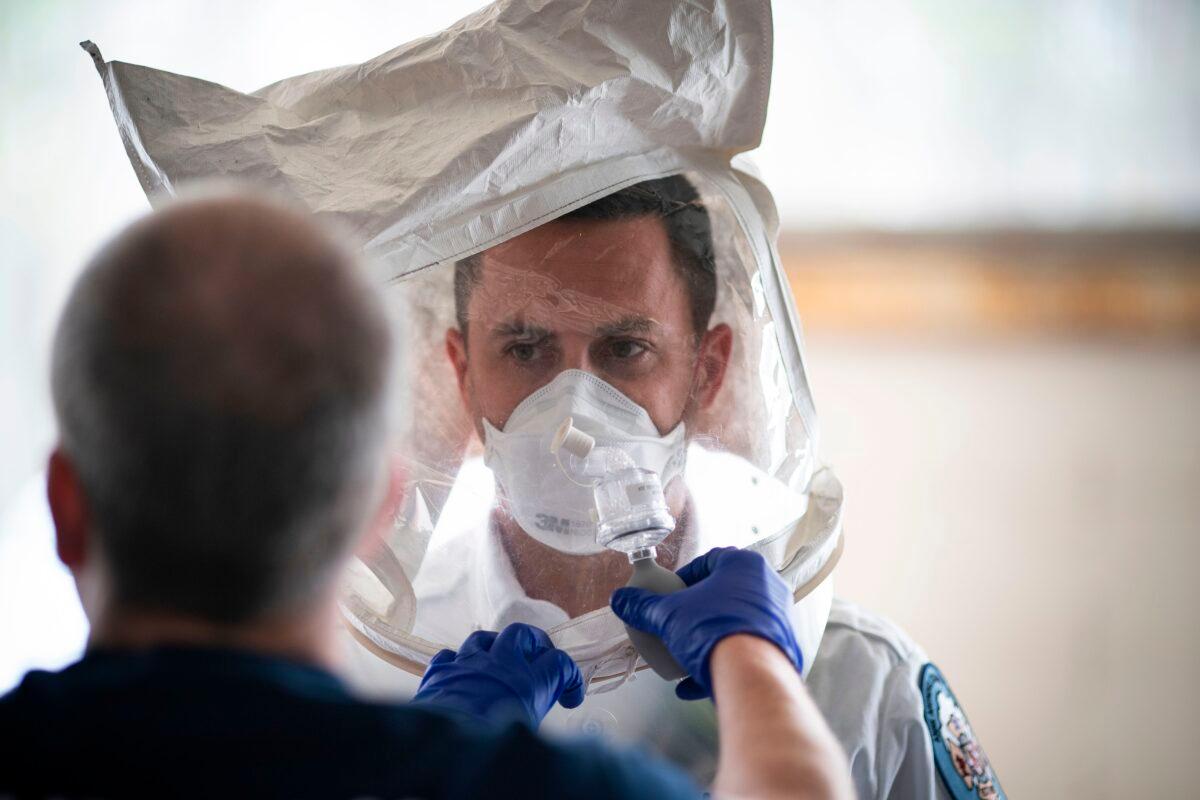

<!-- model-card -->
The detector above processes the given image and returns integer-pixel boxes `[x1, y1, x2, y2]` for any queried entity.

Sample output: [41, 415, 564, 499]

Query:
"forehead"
[468, 216, 689, 330]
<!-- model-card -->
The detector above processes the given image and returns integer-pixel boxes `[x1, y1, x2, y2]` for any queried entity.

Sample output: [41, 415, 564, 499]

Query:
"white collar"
[477, 506, 572, 631]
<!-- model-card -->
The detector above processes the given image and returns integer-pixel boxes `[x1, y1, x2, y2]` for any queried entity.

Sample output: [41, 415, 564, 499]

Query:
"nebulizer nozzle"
[552, 417, 687, 679]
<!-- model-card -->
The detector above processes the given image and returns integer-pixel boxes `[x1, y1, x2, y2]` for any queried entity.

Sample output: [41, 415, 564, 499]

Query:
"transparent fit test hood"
[81, 0, 845, 704]
[339, 167, 843, 691]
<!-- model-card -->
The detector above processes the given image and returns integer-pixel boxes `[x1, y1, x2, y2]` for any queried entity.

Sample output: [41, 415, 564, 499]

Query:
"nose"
[558, 335, 595, 374]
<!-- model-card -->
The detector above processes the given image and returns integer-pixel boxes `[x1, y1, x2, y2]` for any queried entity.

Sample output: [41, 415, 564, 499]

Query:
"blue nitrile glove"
[610, 546, 802, 701]
[412, 622, 585, 729]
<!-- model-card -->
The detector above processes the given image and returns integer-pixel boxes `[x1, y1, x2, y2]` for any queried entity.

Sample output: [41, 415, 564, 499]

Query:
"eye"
[608, 339, 647, 359]
[508, 343, 539, 362]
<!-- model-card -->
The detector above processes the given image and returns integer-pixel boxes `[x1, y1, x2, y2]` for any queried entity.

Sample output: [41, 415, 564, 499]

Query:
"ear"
[445, 327, 470, 413]
[47, 447, 89, 571]
[355, 457, 408, 560]
[692, 323, 733, 411]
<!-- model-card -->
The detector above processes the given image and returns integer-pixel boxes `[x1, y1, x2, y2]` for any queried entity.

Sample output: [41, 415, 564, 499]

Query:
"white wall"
[806, 337, 1200, 797]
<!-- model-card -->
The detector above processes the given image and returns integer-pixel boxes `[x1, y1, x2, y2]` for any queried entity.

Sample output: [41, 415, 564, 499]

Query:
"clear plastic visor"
[342, 171, 818, 676]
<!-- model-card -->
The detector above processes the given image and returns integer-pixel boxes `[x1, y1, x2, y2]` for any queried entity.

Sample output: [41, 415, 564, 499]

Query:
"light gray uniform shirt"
[807, 599, 1006, 800]
[808, 599, 953, 800]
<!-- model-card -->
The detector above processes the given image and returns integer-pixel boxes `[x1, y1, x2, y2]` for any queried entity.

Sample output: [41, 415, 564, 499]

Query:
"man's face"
[447, 215, 731, 438]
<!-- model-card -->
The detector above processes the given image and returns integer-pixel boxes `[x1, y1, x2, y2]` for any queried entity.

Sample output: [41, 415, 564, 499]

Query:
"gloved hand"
[610, 546, 801, 701]
[412, 622, 585, 729]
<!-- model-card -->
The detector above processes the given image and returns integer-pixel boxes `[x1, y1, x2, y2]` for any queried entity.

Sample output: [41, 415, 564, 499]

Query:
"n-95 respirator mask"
[482, 369, 686, 555]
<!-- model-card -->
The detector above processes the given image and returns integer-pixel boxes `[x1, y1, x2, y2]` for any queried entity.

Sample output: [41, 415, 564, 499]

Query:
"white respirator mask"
[482, 370, 687, 555]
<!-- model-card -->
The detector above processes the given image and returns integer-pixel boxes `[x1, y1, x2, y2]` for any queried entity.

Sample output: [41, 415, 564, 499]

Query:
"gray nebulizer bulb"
[624, 553, 687, 680]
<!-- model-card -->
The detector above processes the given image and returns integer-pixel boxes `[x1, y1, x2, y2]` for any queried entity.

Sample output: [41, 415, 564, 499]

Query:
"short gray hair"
[51, 190, 393, 624]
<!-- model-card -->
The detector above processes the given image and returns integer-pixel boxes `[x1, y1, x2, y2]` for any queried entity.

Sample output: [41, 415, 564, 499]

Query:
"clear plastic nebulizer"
[552, 418, 687, 679]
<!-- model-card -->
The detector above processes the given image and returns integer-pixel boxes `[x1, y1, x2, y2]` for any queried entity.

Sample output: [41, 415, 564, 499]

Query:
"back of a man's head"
[51, 190, 392, 625]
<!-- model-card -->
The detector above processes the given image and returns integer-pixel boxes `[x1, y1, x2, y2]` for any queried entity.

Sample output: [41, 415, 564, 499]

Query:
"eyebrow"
[489, 321, 553, 341]
[488, 315, 659, 341]
[594, 316, 659, 337]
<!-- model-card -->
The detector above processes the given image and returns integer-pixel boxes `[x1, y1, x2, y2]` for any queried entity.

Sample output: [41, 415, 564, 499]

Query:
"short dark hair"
[51, 193, 392, 624]
[454, 175, 717, 336]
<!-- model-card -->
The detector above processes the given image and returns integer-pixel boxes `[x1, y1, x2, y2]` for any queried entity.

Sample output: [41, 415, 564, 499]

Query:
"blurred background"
[1, 1, 1197, 796]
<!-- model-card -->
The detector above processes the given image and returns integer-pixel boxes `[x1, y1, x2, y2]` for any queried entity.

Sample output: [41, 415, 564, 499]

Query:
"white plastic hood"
[83, 0, 772, 281]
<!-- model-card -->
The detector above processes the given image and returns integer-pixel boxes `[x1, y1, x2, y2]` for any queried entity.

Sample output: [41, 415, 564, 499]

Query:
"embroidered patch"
[920, 663, 1005, 800]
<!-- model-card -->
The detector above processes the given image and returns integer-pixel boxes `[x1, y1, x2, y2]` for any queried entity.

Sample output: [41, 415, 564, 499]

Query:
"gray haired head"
[51, 189, 394, 624]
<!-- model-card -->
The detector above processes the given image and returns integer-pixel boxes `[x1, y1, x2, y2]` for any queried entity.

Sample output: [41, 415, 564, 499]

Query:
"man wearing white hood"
[81, 1, 1005, 797]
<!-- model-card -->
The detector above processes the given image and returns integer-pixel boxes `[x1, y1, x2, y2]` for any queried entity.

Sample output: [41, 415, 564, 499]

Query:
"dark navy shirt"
[0, 647, 701, 799]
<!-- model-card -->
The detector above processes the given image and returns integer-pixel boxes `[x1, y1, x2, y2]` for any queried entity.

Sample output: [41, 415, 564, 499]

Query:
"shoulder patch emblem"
[920, 663, 1005, 800]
